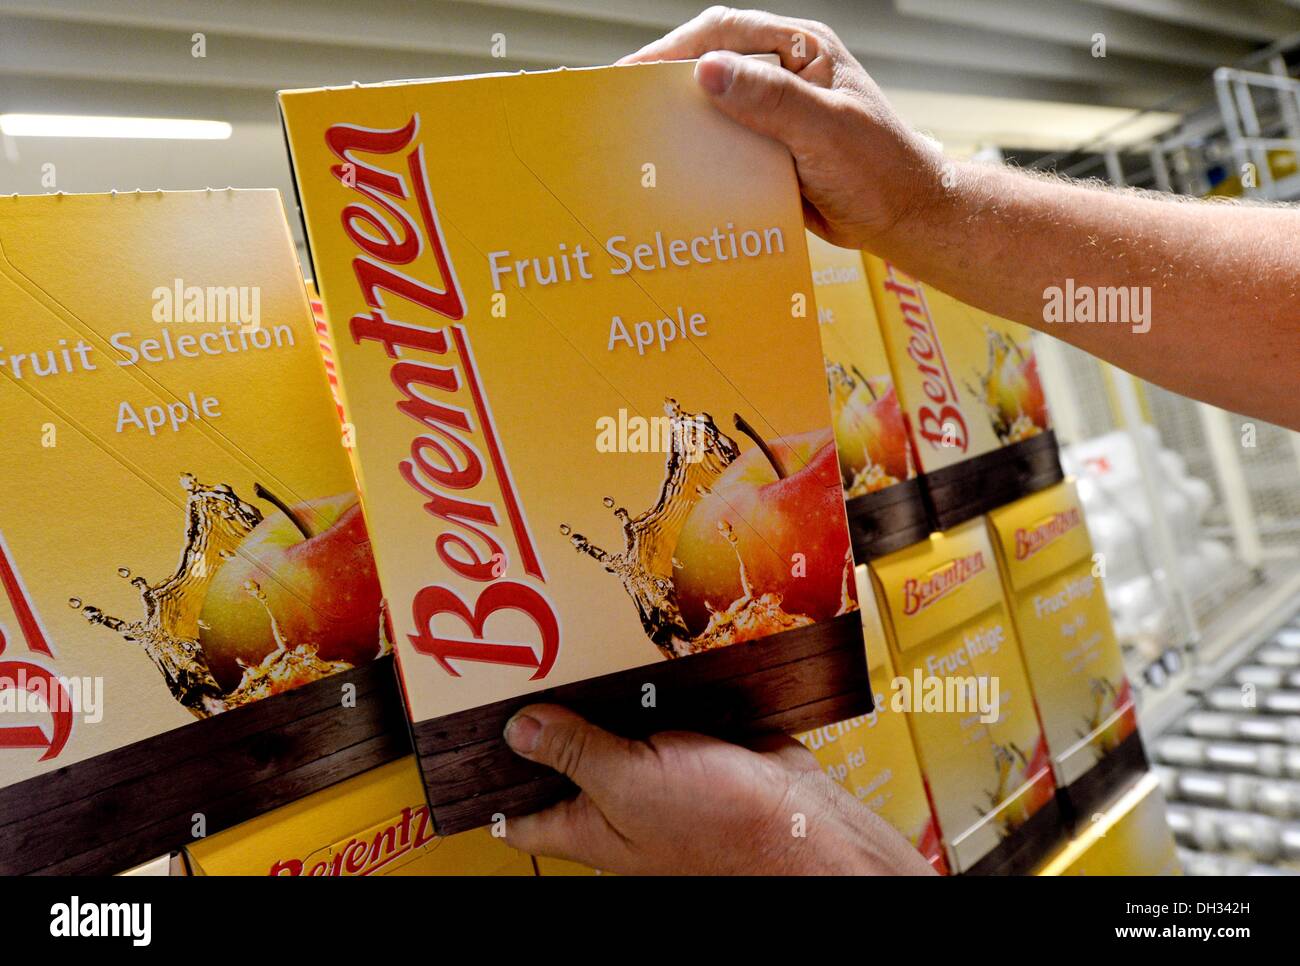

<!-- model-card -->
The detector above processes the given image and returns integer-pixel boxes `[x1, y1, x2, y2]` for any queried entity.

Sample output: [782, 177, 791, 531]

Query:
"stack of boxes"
[803, 238, 1169, 875]
[177, 217, 1169, 881]
[796, 570, 948, 874]
[866, 520, 1058, 873]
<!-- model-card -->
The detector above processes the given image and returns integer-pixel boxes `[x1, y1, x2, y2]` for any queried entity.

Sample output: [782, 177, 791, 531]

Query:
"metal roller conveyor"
[1205, 686, 1300, 715]
[1255, 647, 1300, 668]
[1275, 628, 1300, 648]
[1156, 764, 1300, 817]
[1181, 710, 1300, 744]
[1152, 734, 1300, 777]
[1158, 605, 1300, 875]
[1166, 803, 1300, 862]
[1232, 665, 1300, 689]
[1177, 848, 1298, 876]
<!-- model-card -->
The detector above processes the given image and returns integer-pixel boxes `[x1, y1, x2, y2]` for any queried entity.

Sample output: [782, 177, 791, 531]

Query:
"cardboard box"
[808, 234, 915, 499]
[0, 192, 395, 873]
[868, 519, 1059, 873]
[185, 757, 532, 875]
[986, 480, 1142, 816]
[807, 235, 927, 559]
[863, 256, 1061, 528]
[0, 191, 389, 871]
[279, 62, 870, 832]
[304, 279, 348, 429]
[1038, 771, 1179, 876]
[796, 567, 948, 873]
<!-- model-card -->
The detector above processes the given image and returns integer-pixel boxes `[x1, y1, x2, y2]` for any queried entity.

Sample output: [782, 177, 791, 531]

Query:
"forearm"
[877, 160, 1300, 429]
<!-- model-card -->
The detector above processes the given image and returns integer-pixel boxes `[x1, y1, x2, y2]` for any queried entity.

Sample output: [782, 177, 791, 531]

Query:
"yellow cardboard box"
[279, 62, 863, 811]
[987, 481, 1137, 788]
[185, 757, 533, 875]
[1038, 772, 1179, 876]
[863, 255, 1050, 474]
[304, 279, 348, 429]
[807, 234, 914, 499]
[0, 191, 381, 787]
[868, 519, 1056, 871]
[796, 567, 948, 873]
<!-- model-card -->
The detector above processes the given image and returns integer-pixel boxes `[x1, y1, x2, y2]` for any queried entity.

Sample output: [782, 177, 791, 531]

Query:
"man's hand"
[621, 6, 942, 252]
[502, 703, 937, 875]
[624, 6, 1300, 430]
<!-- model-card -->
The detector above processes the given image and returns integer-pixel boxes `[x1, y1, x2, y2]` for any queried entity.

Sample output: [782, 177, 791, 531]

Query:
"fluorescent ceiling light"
[884, 92, 1180, 155]
[0, 114, 232, 140]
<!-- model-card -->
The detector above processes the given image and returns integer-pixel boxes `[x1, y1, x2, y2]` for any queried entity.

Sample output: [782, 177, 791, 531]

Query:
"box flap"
[987, 479, 1093, 592]
[870, 518, 1005, 652]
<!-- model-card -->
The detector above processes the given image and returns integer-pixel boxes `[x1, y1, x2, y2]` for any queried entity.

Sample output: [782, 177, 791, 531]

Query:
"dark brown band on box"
[0, 657, 408, 875]
[845, 477, 931, 562]
[962, 792, 1065, 877]
[1057, 730, 1151, 835]
[922, 430, 1064, 532]
[412, 611, 871, 836]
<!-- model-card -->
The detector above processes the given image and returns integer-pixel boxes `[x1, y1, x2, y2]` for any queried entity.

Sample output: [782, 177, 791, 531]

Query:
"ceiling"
[1, 0, 1295, 235]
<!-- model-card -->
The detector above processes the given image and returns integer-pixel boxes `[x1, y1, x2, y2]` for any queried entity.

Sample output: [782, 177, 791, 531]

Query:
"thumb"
[503, 703, 639, 802]
[694, 51, 830, 152]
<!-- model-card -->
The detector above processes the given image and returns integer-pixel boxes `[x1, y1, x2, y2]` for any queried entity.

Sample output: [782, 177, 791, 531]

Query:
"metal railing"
[1030, 33, 1300, 199]
[1213, 63, 1300, 200]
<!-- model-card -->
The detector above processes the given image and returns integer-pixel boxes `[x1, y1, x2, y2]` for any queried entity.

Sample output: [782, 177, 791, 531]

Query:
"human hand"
[620, 6, 943, 251]
[502, 703, 937, 875]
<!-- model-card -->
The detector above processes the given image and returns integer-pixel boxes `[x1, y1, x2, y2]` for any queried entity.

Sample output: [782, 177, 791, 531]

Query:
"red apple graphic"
[1021, 732, 1056, 813]
[833, 378, 911, 484]
[992, 348, 1048, 432]
[198, 484, 383, 690]
[673, 417, 849, 636]
[860, 383, 911, 482]
[1100, 677, 1138, 751]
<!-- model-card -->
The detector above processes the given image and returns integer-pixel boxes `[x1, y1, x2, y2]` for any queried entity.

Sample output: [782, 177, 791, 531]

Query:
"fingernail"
[695, 53, 735, 95]
[504, 713, 542, 754]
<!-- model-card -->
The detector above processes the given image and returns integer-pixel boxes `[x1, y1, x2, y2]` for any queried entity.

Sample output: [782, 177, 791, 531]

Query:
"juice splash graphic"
[825, 362, 911, 497]
[968, 327, 1049, 445]
[982, 735, 1052, 835]
[564, 399, 854, 659]
[73, 474, 388, 717]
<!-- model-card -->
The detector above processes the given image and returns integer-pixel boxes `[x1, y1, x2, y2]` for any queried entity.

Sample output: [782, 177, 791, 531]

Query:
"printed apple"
[993, 348, 1048, 431]
[198, 485, 382, 690]
[673, 417, 849, 635]
[833, 378, 910, 483]
[832, 380, 873, 480]
[860, 383, 911, 481]
[1020, 733, 1056, 812]
[1100, 677, 1138, 751]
